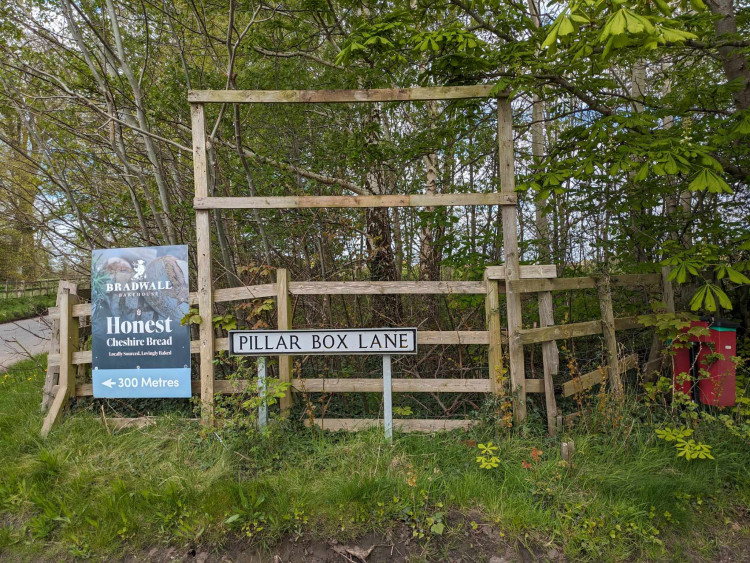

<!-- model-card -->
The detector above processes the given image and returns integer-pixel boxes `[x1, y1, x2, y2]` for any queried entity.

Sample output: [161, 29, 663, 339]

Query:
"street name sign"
[229, 328, 418, 356]
[91, 245, 192, 398]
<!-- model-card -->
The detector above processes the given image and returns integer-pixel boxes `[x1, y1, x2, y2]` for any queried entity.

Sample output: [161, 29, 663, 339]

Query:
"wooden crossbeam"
[509, 274, 661, 293]
[289, 281, 486, 295]
[561, 354, 638, 397]
[70, 376, 540, 397]
[193, 193, 516, 210]
[50, 330, 496, 367]
[518, 317, 643, 345]
[292, 378, 490, 393]
[485, 264, 556, 280]
[519, 320, 603, 344]
[304, 418, 475, 432]
[188, 85, 498, 104]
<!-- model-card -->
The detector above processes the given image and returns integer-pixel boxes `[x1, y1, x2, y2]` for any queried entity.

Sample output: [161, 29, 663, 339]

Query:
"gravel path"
[0, 316, 51, 371]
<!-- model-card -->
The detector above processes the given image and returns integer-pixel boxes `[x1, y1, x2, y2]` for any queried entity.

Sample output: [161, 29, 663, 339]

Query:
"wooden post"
[596, 272, 623, 396]
[41, 290, 79, 437]
[277, 268, 293, 415]
[191, 103, 216, 425]
[41, 281, 78, 413]
[538, 290, 559, 436]
[498, 98, 527, 423]
[484, 270, 503, 394]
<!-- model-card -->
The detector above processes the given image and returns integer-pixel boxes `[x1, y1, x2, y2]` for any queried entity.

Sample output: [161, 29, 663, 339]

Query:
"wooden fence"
[1, 278, 89, 299]
[41, 268, 663, 436]
[38, 84, 672, 436]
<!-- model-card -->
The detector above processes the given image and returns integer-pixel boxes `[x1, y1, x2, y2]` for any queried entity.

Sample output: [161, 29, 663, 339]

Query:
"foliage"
[0, 294, 55, 323]
[1, 356, 749, 561]
[475, 441, 500, 469]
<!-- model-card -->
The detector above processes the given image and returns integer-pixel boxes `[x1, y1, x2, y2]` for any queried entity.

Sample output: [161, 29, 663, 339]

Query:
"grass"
[0, 294, 55, 323]
[0, 356, 749, 561]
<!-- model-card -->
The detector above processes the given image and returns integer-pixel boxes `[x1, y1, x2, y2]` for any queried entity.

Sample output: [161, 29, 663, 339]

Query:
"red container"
[672, 320, 708, 397]
[697, 323, 737, 407]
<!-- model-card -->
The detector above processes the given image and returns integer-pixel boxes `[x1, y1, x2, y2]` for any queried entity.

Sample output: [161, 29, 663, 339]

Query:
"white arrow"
[102, 378, 116, 388]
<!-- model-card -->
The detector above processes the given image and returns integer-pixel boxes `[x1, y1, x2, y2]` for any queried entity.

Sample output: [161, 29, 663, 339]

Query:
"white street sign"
[229, 329, 417, 356]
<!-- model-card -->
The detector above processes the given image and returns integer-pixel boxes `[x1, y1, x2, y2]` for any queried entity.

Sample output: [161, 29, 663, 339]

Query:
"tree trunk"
[706, 0, 750, 110]
[364, 105, 402, 323]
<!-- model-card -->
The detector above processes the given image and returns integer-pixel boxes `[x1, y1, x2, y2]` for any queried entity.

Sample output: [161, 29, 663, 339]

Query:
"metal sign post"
[229, 328, 417, 441]
[257, 356, 267, 431]
[383, 355, 392, 442]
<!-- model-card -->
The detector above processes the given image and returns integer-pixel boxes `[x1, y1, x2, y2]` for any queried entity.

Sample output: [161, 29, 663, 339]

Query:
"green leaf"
[665, 154, 678, 174]
[654, 0, 672, 16]
[710, 284, 733, 309]
[541, 25, 559, 50]
[558, 17, 575, 36]
[688, 169, 731, 193]
[689, 286, 707, 311]
[634, 163, 649, 181]
[726, 268, 750, 284]
[704, 287, 717, 311]
[660, 26, 698, 42]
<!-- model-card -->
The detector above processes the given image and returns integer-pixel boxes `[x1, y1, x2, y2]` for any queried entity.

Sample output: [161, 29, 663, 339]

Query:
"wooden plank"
[41, 281, 77, 414]
[419, 331, 490, 345]
[525, 379, 545, 393]
[305, 418, 476, 432]
[191, 102, 216, 426]
[194, 193, 517, 210]
[41, 291, 79, 438]
[50, 302, 92, 319]
[519, 320, 603, 345]
[498, 99, 526, 423]
[561, 354, 638, 397]
[53, 329, 493, 369]
[188, 85, 498, 104]
[509, 273, 661, 294]
[484, 272, 503, 394]
[213, 284, 277, 303]
[485, 264, 557, 280]
[75, 379, 248, 397]
[597, 273, 623, 396]
[277, 269, 293, 415]
[292, 378, 492, 393]
[612, 273, 661, 287]
[614, 316, 642, 331]
[289, 281, 486, 295]
[538, 291, 559, 436]
[510, 277, 594, 293]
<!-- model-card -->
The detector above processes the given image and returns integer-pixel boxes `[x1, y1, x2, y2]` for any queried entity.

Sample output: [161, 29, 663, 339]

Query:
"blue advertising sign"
[91, 246, 192, 398]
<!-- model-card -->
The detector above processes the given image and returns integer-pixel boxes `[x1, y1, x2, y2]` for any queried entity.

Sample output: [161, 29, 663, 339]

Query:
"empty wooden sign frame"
[189, 85, 531, 425]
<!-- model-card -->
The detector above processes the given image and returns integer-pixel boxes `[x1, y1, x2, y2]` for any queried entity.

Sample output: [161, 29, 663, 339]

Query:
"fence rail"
[1, 277, 89, 300]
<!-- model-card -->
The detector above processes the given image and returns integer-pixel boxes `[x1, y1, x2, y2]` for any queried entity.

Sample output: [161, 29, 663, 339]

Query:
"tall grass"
[0, 294, 55, 323]
[0, 356, 748, 561]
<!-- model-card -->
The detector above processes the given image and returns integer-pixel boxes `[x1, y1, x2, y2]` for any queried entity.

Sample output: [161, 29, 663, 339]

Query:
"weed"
[475, 442, 500, 469]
